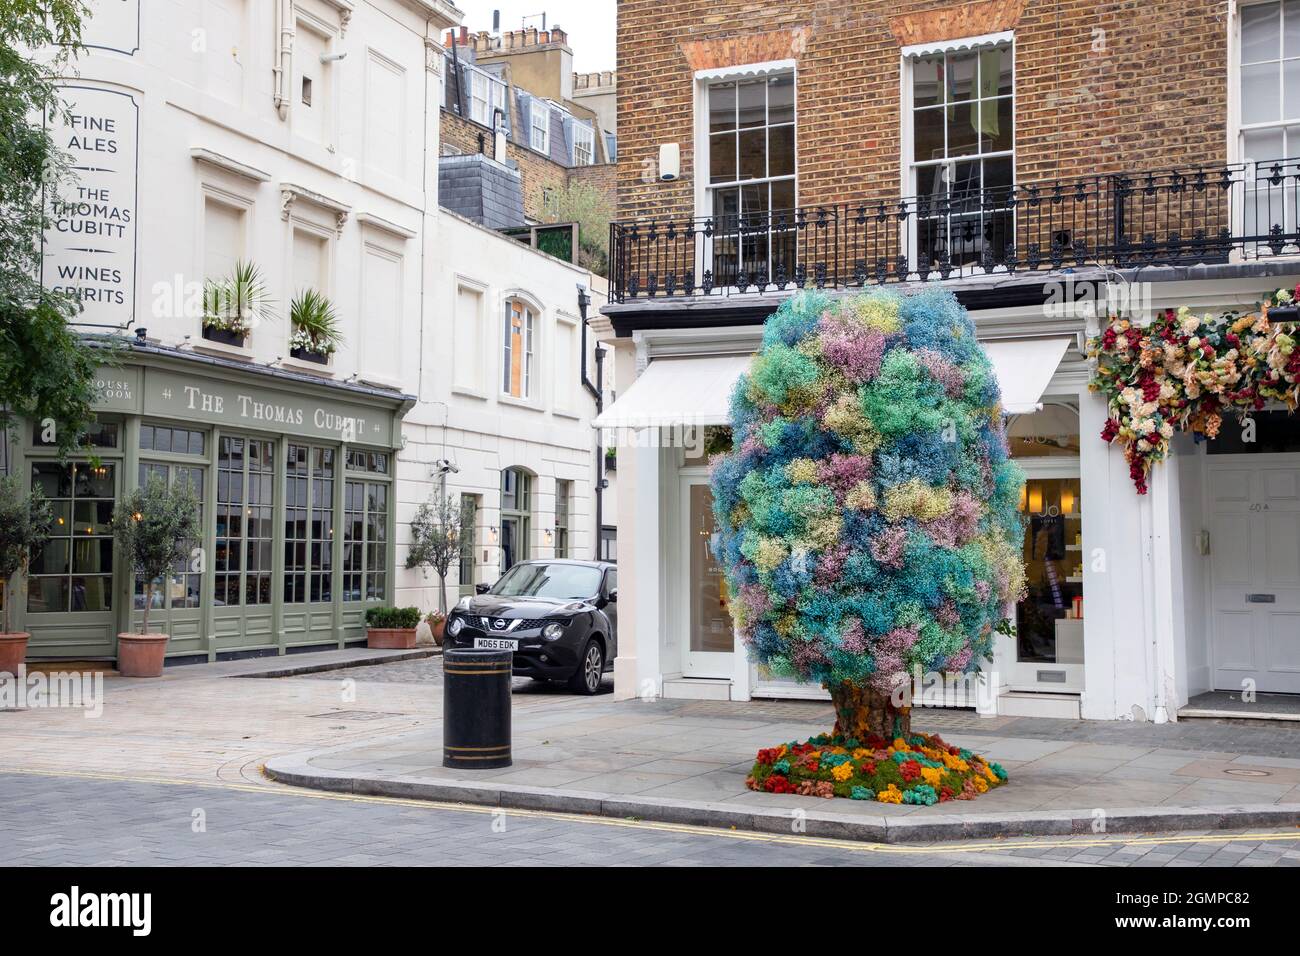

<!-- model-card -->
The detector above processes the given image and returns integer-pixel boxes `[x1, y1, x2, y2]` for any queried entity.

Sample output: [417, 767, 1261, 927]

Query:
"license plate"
[473, 638, 518, 651]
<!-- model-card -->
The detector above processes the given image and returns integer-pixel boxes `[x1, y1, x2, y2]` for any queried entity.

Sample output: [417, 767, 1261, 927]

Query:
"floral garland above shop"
[1088, 287, 1300, 494]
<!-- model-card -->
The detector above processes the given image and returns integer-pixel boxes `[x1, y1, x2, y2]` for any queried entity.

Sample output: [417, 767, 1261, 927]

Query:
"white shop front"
[599, 278, 1300, 721]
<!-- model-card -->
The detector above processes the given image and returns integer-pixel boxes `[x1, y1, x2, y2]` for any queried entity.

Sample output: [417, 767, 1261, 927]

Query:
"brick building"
[440, 25, 617, 225]
[595, 0, 1300, 720]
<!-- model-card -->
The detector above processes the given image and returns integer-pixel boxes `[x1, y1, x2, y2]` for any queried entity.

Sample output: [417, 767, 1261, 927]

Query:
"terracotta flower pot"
[117, 633, 170, 678]
[0, 632, 30, 677]
[367, 628, 416, 650]
[430, 618, 446, 647]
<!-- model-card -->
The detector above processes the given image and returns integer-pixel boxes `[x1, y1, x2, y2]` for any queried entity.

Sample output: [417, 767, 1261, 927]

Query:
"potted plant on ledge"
[202, 260, 275, 348]
[0, 476, 53, 676]
[289, 288, 341, 365]
[365, 606, 421, 649]
[110, 474, 200, 677]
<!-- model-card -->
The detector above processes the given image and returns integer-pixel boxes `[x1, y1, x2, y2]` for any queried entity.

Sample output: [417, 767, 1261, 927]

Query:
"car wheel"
[568, 639, 603, 695]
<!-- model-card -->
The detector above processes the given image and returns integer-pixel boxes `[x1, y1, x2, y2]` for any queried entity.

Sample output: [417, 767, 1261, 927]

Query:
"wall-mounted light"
[488, 527, 499, 546]
[543, 529, 554, 548]
[1061, 486, 1075, 515]
[1028, 484, 1043, 514]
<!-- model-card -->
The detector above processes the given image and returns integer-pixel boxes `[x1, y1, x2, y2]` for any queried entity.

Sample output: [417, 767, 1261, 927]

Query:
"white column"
[612, 431, 663, 700]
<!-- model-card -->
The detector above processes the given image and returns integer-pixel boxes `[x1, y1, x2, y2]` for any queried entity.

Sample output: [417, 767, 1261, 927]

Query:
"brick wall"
[443, 109, 617, 222]
[616, 0, 1230, 221]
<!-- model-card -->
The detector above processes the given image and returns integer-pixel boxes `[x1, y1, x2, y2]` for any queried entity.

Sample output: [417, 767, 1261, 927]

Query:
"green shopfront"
[2, 346, 412, 663]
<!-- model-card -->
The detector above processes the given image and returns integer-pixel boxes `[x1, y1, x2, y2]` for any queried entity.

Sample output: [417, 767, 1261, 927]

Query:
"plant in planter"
[710, 288, 1025, 803]
[289, 288, 342, 364]
[364, 606, 422, 649]
[0, 475, 53, 676]
[405, 490, 470, 618]
[202, 260, 275, 347]
[109, 474, 200, 677]
[421, 610, 446, 647]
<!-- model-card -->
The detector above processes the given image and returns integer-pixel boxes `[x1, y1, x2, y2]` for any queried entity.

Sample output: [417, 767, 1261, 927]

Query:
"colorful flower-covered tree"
[710, 288, 1026, 744]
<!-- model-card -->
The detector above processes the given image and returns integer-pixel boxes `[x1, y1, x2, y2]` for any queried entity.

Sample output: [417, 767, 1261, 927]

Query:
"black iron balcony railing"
[609, 158, 1300, 303]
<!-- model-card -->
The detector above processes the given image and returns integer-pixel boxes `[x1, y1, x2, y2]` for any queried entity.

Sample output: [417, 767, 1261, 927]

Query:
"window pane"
[1241, 61, 1281, 124]
[736, 79, 765, 127]
[979, 98, 1014, 153]
[770, 178, 795, 213]
[768, 124, 795, 177]
[708, 81, 736, 132]
[1246, 126, 1286, 164]
[1288, 0, 1300, 56]
[32, 462, 71, 498]
[913, 54, 943, 107]
[946, 101, 980, 155]
[139, 425, 154, 450]
[946, 51, 976, 101]
[1285, 58, 1300, 118]
[709, 131, 736, 183]
[738, 127, 766, 179]
[1242, 1, 1281, 62]
[913, 107, 945, 162]
[768, 73, 794, 124]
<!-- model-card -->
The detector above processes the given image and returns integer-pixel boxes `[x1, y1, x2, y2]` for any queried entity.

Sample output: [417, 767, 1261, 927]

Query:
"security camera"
[433, 458, 459, 475]
[319, 52, 348, 63]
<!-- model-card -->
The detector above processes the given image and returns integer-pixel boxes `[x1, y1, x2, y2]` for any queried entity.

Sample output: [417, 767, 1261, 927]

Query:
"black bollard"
[442, 648, 513, 769]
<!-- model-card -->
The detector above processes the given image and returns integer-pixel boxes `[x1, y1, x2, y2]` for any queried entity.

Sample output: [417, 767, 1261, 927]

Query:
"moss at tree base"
[745, 730, 1008, 804]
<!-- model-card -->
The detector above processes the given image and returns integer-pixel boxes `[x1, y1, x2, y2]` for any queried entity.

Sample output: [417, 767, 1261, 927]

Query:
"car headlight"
[448, 616, 465, 637]
[455, 596, 471, 611]
[542, 622, 565, 641]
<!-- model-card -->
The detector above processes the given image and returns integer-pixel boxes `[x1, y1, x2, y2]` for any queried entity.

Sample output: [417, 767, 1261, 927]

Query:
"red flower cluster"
[899, 760, 922, 782]
[756, 747, 783, 766]
[763, 775, 795, 794]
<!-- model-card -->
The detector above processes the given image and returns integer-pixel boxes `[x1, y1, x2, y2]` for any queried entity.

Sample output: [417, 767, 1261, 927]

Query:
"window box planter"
[0, 632, 30, 677]
[365, 606, 421, 649]
[202, 326, 247, 348]
[289, 345, 330, 365]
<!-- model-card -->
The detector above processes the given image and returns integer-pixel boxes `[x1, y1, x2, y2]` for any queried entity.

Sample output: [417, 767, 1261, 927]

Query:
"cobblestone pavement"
[6, 770, 1299, 867]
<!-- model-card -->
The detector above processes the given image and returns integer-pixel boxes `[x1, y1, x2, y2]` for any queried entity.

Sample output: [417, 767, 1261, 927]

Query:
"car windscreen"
[492, 564, 602, 600]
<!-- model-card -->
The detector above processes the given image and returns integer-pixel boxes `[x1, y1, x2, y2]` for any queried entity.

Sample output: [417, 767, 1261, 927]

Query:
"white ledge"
[190, 148, 272, 183]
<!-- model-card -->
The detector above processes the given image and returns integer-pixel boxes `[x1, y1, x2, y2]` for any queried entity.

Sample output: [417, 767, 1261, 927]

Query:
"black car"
[444, 559, 617, 694]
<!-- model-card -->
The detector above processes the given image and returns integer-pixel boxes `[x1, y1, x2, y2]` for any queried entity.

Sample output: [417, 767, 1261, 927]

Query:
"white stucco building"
[9, 0, 607, 663]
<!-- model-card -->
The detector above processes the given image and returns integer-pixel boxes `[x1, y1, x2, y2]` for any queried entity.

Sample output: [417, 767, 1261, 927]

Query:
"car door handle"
[1246, 594, 1276, 603]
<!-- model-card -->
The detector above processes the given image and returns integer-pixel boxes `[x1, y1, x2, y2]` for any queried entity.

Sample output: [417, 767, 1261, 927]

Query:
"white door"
[679, 476, 734, 677]
[1208, 456, 1300, 694]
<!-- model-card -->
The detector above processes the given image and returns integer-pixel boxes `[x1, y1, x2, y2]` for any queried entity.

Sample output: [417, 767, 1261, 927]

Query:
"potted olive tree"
[110, 474, 200, 677]
[0, 475, 53, 676]
[405, 490, 470, 632]
[202, 260, 275, 347]
[289, 288, 342, 365]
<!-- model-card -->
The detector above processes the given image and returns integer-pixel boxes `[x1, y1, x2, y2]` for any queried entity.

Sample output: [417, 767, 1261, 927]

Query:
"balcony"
[608, 159, 1300, 304]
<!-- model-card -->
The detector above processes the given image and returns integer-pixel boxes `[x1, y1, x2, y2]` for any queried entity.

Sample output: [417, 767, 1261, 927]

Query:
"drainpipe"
[273, 0, 294, 120]
[578, 285, 604, 560]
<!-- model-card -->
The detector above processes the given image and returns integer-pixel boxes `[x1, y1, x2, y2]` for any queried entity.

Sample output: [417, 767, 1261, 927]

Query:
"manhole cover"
[306, 711, 404, 721]
[1224, 768, 1271, 777]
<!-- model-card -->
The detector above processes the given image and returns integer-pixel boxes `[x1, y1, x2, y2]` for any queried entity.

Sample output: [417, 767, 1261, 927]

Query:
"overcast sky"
[454, 0, 617, 73]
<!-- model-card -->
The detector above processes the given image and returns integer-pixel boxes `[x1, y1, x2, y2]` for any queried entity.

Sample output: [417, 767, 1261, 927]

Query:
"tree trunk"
[827, 682, 911, 741]
[435, 569, 447, 615]
[142, 581, 152, 635]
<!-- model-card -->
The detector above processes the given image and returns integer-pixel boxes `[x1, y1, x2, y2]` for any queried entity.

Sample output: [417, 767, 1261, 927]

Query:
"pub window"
[502, 299, 535, 399]
[285, 444, 336, 604]
[140, 425, 206, 456]
[32, 419, 119, 449]
[28, 461, 115, 613]
[346, 449, 389, 475]
[554, 479, 571, 558]
[135, 462, 205, 610]
[342, 479, 388, 601]
[214, 437, 275, 607]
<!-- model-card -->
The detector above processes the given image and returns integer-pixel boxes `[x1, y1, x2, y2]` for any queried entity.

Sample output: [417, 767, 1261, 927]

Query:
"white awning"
[593, 355, 751, 429]
[982, 338, 1072, 415]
